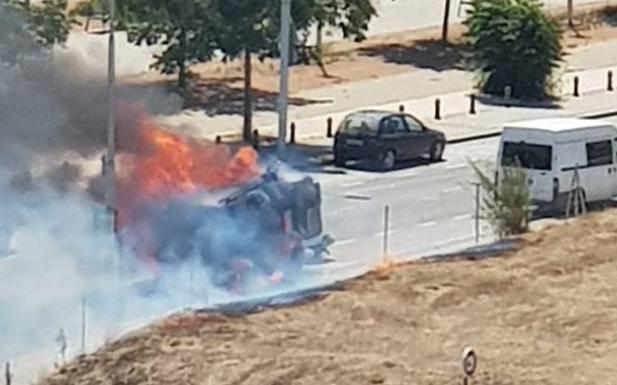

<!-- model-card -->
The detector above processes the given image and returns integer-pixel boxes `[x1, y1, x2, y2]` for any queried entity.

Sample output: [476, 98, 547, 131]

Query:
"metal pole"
[473, 183, 480, 244]
[277, 0, 292, 160]
[383, 205, 390, 262]
[80, 296, 86, 353]
[4, 362, 11, 385]
[567, 0, 574, 28]
[106, 0, 117, 231]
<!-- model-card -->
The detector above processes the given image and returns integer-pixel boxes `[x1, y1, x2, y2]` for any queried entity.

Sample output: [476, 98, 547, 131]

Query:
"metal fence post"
[383, 205, 390, 263]
[573, 76, 580, 97]
[81, 296, 87, 353]
[609, 70, 614, 92]
[473, 182, 481, 244]
[434, 98, 441, 120]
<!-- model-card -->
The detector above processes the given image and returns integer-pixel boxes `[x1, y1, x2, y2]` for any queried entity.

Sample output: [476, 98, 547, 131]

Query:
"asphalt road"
[310, 137, 499, 269]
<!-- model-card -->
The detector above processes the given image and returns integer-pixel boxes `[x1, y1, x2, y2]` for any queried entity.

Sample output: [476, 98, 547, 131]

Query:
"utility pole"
[277, 0, 292, 160]
[105, 0, 117, 234]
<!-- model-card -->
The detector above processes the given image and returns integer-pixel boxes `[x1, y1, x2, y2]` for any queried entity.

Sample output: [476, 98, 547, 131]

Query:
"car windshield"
[339, 114, 380, 135]
[501, 141, 552, 170]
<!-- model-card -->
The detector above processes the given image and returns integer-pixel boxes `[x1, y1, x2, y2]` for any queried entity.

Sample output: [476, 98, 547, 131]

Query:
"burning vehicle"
[109, 105, 333, 293]
[138, 166, 333, 292]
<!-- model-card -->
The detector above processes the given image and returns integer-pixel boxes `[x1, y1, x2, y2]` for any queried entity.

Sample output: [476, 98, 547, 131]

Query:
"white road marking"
[341, 180, 366, 188]
[335, 238, 357, 246]
[417, 221, 437, 228]
[453, 213, 472, 221]
[442, 186, 463, 194]
[445, 163, 468, 171]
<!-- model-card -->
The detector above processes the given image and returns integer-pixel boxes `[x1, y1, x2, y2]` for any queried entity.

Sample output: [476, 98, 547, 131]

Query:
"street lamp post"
[277, 0, 292, 160]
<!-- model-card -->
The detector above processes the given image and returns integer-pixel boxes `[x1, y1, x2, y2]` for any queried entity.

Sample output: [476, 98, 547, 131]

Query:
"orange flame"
[114, 103, 261, 263]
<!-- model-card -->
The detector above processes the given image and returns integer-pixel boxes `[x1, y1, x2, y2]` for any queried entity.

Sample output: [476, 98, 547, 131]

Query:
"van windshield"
[501, 142, 552, 170]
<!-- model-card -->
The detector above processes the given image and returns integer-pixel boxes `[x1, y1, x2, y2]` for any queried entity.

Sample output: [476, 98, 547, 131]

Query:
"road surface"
[311, 136, 499, 268]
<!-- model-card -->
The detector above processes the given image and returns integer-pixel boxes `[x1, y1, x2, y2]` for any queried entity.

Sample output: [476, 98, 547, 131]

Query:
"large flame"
[114, 103, 261, 268]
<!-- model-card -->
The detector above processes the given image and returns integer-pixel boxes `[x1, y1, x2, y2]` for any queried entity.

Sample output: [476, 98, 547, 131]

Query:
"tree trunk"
[243, 49, 253, 142]
[442, 0, 451, 43]
[178, 27, 187, 93]
[316, 21, 323, 57]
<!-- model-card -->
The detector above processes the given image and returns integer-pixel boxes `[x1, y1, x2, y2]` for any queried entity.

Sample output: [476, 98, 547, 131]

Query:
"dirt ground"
[118, 4, 617, 100]
[39, 209, 617, 385]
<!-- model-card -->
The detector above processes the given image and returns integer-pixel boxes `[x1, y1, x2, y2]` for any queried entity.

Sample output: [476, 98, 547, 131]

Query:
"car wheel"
[379, 149, 396, 171]
[430, 141, 445, 162]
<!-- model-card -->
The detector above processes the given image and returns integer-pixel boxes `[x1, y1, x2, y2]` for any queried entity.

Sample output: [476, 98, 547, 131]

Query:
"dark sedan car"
[333, 110, 446, 170]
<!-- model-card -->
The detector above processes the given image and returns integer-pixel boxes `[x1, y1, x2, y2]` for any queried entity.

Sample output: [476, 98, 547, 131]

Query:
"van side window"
[501, 142, 552, 170]
[586, 140, 613, 167]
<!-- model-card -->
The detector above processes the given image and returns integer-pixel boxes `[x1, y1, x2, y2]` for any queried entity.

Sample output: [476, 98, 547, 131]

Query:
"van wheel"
[378, 149, 396, 171]
[430, 141, 445, 162]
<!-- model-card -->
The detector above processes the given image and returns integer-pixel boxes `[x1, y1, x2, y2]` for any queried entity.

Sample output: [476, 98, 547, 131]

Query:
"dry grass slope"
[39, 209, 617, 385]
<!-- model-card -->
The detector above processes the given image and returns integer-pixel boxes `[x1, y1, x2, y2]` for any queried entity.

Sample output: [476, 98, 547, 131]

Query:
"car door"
[379, 115, 412, 159]
[402, 114, 433, 157]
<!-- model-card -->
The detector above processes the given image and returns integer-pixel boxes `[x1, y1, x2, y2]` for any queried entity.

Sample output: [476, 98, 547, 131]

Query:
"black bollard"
[290, 122, 296, 144]
[434, 98, 441, 120]
[326, 117, 333, 138]
[252, 129, 259, 151]
[573, 76, 580, 97]
[398, 104, 405, 113]
[215, 135, 222, 144]
[609, 71, 614, 92]
[469, 94, 476, 114]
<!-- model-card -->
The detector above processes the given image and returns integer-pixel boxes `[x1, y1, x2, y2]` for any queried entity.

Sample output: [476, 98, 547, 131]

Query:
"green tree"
[464, 0, 563, 100]
[1, 0, 73, 67]
[472, 161, 532, 239]
[215, 0, 377, 142]
[73, 0, 219, 91]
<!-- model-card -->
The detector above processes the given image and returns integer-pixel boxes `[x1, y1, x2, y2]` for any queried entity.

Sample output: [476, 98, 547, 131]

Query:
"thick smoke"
[0, 6, 317, 378]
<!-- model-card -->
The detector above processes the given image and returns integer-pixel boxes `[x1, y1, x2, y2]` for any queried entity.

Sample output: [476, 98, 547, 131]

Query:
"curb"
[446, 109, 617, 145]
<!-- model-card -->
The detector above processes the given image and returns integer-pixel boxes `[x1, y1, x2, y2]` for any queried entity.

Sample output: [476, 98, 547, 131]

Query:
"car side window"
[403, 115, 423, 132]
[381, 116, 408, 135]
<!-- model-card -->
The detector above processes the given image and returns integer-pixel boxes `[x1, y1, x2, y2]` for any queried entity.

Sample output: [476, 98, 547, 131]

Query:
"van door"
[581, 139, 614, 201]
[500, 141, 554, 201]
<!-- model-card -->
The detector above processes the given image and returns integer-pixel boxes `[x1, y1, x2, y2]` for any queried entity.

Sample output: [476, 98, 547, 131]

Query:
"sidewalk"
[156, 40, 617, 145]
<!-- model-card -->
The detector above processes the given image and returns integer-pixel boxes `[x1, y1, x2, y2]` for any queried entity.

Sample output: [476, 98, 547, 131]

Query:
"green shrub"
[464, 0, 563, 100]
[472, 161, 532, 238]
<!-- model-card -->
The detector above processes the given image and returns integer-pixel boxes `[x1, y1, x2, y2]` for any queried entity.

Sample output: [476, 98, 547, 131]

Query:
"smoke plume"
[0, 5, 310, 379]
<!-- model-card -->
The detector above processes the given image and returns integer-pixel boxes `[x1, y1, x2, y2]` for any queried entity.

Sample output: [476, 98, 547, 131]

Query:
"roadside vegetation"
[472, 160, 533, 238]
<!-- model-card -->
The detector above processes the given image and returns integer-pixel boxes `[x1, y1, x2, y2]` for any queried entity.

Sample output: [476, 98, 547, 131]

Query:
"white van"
[497, 118, 617, 207]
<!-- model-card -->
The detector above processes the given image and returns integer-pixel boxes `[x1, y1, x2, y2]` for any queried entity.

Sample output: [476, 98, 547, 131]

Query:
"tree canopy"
[1, 0, 73, 62]
[71, 0, 378, 140]
[464, 0, 563, 100]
